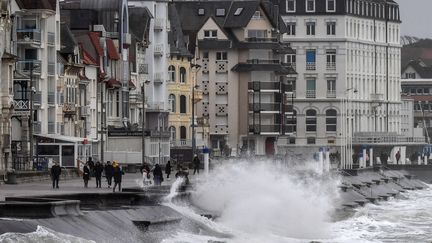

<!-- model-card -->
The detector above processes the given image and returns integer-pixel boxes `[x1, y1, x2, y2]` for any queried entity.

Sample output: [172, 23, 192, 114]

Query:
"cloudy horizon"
[398, 0, 431, 38]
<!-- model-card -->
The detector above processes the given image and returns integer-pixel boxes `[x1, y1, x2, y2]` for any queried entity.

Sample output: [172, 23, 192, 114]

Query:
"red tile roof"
[106, 78, 122, 89]
[88, 32, 104, 57]
[82, 48, 98, 66]
[106, 39, 120, 60]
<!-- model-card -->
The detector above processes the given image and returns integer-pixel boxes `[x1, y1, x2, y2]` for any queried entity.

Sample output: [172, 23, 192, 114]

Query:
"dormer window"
[286, 0, 296, 12]
[216, 8, 225, 17]
[252, 11, 262, 19]
[327, 0, 336, 12]
[198, 8, 205, 16]
[204, 30, 217, 39]
[306, 0, 315, 12]
[234, 8, 243, 16]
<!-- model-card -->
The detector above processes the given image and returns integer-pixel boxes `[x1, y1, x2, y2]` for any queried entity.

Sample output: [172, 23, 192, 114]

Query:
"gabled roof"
[106, 39, 120, 60]
[16, 0, 56, 11]
[168, 4, 192, 57]
[129, 7, 153, 43]
[88, 32, 104, 57]
[403, 60, 432, 79]
[82, 48, 98, 66]
[60, 24, 78, 54]
[223, 1, 261, 28]
[402, 39, 432, 68]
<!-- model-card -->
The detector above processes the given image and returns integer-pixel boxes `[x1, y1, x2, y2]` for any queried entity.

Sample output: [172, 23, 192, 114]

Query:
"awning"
[106, 78, 122, 89]
[35, 134, 95, 144]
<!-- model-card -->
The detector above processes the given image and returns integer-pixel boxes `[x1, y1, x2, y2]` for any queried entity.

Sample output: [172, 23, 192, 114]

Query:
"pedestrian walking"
[193, 155, 200, 175]
[113, 161, 123, 192]
[140, 164, 151, 186]
[50, 161, 61, 189]
[87, 157, 95, 177]
[105, 161, 114, 188]
[83, 163, 90, 188]
[94, 161, 104, 188]
[153, 164, 163, 186]
[396, 150, 401, 164]
[165, 160, 172, 179]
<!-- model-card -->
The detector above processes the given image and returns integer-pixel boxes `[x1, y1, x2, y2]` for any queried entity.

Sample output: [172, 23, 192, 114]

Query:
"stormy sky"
[398, 0, 432, 38]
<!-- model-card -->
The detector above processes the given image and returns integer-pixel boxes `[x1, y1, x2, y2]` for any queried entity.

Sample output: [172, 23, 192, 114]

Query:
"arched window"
[179, 67, 186, 83]
[286, 110, 297, 133]
[169, 126, 176, 140]
[180, 126, 187, 139]
[306, 109, 317, 132]
[168, 94, 176, 112]
[180, 95, 187, 113]
[326, 109, 337, 132]
[168, 65, 176, 82]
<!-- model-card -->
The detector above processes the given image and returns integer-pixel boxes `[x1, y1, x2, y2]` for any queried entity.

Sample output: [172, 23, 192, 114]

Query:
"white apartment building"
[277, 0, 409, 167]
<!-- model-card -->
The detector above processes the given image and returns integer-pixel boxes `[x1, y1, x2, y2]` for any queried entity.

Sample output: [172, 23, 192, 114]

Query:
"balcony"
[193, 89, 203, 103]
[327, 90, 336, 98]
[326, 62, 336, 71]
[245, 37, 278, 42]
[249, 81, 280, 91]
[33, 121, 41, 134]
[138, 64, 149, 74]
[129, 93, 143, 104]
[47, 32, 55, 45]
[154, 44, 164, 56]
[48, 122, 55, 134]
[353, 132, 426, 145]
[306, 62, 316, 70]
[247, 59, 280, 64]
[63, 103, 76, 115]
[48, 62, 55, 75]
[153, 72, 164, 84]
[249, 103, 280, 113]
[306, 90, 316, 98]
[16, 29, 41, 45]
[33, 91, 42, 106]
[285, 91, 296, 99]
[216, 60, 228, 73]
[48, 92, 55, 105]
[171, 139, 192, 147]
[80, 106, 90, 117]
[147, 102, 165, 111]
[154, 18, 165, 31]
[16, 60, 42, 75]
[249, 124, 280, 134]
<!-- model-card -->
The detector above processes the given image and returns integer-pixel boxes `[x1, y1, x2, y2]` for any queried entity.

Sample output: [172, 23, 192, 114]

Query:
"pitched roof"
[81, 48, 98, 66]
[106, 39, 120, 60]
[106, 78, 122, 89]
[223, 1, 260, 28]
[88, 32, 104, 57]
[403, 60, 432, 79]
[168, 4, 192, 57]
[60, 24, 78, 54]
[402, 39, 432, 68]
[129, 7, 153, 43]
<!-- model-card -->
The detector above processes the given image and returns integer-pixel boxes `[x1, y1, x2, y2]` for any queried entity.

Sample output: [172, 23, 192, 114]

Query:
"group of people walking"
[82, 160, 123, 192]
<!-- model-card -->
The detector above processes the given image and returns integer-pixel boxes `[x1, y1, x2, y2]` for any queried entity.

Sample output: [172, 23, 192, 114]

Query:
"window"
[327, 80, 336, 97]
[180, 126, 187, 139]
[306, 49, 316, 70]
[115, 91, 120, 117]
[307, 137, 316, 144]
[180, 95, 187, 113]
[326, 49, 336, 70]
[286, 80, 296, 93]
[216, 52, 227, 61]
[203, 51, 209, 59]
[285, 51, 296, 69]
[286, 0, 296, 12]
[180, 67, 186, 83]
[234, 8, 243, 16]
[306, 22, 315, 35]
[168, 65, 175, 82]
[216, 8, 225, 16]
[306, 0, 315, 12]
[306, 109, 317, 132]
[198, 8, 205, 16]
[286, 22, 296, 35]
[168, 94, 176, 112]
[405, 73, 416, 79]
[248, 29, 267, 38]
[286, 110, 297, 133]
[327, 22, 336, 35]
[326, 109, 337, 132]
[327, 0, 336, 12]
[306, 79, 316, 98]
[252, 11, 262, 19]
[169, 126, 176, 140]
[204, 30, 217, 39]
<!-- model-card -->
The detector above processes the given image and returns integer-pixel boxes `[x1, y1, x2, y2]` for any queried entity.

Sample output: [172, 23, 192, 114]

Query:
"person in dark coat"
[50, 161, 61, 189]
[396, 150, 401, 164]
[112, 161, 123, 192]
[175, 167, 190, 185]
[83, 163, 90, 188]
[94, 161, 104, 188]
[105, 161, 114, 188]
[153, 164, 163, 186]
[193, 155, 200, 175]
[87, 157, 95, 177]
[165, 161, 172, 179]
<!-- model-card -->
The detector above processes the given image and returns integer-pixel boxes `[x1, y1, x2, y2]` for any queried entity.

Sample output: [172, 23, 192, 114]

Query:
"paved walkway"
[0, 170, 201, 201]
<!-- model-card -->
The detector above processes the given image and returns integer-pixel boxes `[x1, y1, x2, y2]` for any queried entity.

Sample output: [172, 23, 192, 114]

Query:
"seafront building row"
[0, 0, 426, 178]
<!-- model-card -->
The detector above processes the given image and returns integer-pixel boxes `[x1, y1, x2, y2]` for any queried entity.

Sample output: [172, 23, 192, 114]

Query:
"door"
[265, 137, 275, 155]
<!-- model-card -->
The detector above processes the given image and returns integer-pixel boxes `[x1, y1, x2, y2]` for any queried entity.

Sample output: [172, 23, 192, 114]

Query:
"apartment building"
[173, 0, 295, 156]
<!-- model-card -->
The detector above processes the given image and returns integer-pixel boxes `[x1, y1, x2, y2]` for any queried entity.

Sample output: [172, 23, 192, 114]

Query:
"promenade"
[0, 170, 199, 201]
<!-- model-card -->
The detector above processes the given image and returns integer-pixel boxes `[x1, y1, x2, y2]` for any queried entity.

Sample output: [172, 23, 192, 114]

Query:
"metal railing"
[327, 90, 336, 98]
[249, 125, 281, 133]
[154, 44, 164, 56]
[326, 62, 336, 70]
[12, 99, 30, 110]
[16, 29, 41, 43]
[171, 139, 192, 147]
[153, 72, 164, 84]
[306, 90, 316, 98]
[47, 32, 55, 45]
[352, 134, 426, 144]
[247, 59, 280, 64]
[245, 37, 278, 42]
[33, 121, 41, 134]
[249, 81, 280, 91]
[138, 64, 148, 74]
[249, 103, 280, 112]
[147, 102, 165, 111]
[16, 60, 42, 74]
[306, 62, 316, 70]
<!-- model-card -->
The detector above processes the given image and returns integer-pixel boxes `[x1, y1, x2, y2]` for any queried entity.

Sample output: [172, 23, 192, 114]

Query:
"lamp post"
[191, 63, 201, 158]
[141, 80, 150, 165]
[29, 62, 39, 169]
[341, 88, 357, 169]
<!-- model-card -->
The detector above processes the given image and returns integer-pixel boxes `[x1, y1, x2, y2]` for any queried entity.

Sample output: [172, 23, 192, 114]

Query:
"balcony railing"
[154, 18, 165, 30]
[33, 121, 41, 134]
[306, 90, 316, 98]
[285, 91, 296, 99]
[13, 99, 30, 111]
[48, 92, 55, 105]
[247, 59, 280, 64]
[16, 60, 42, 75]
[327, 90, 336, 98]
[34, 91, 42, 106]
[80, 106, 90, 117]
[249, 125, 281, 134]
[249, 103, 280, 112]
[63, 103, 76, 115]
[171, 139, 192, 147]
[147, 102, 165, 111]
[138, 64, 148, 74]
[326, 62, 336, 70]
[353, 132, 426, 145]
[249, 81, 280, 91]
[47, 32, 55, 45]
[48, 122, 55, 134]
[245, 37, 278, 42]
[153, 72, 164, 84]
[306, 62, 316, 70]
[154, 44, 164, 56]
[48, 62, 55, 75]
[16, 29, 41, 44]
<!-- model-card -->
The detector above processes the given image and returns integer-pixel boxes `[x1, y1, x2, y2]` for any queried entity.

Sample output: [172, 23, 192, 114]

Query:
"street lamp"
[191, 84, 200, 157]
[29, 62, 39, 169]
[141, 80, 150, 166]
